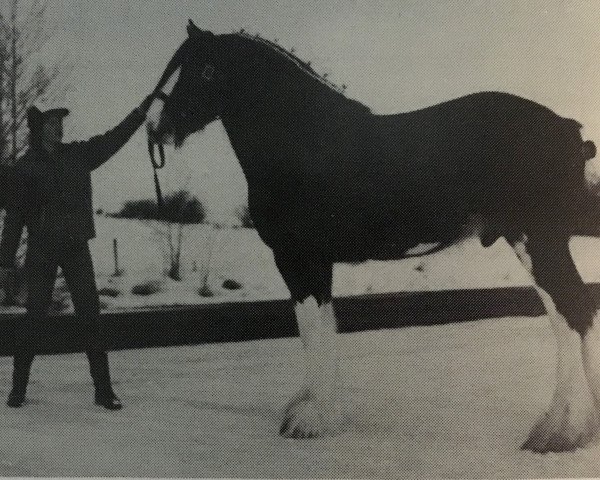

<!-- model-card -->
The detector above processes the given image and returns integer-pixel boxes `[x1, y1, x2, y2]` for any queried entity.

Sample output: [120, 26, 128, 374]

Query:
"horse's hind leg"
[274, 250, 341, 438]
[510, 234, 599, 452]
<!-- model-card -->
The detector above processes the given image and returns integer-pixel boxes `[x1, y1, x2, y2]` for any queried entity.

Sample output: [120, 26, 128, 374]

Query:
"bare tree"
[0, 0, 70, 166]
[0, 0, 71, 306]
[113, 191, 206, 281]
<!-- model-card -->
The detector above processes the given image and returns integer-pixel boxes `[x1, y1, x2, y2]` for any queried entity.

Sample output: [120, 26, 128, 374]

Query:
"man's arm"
[0, 165, 27, 269]
[70, 96, 154, 171]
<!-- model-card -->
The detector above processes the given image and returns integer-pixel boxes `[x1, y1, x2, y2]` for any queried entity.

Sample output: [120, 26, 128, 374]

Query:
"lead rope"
[146, 90, 170, 210]
[147, 136, 166, 209]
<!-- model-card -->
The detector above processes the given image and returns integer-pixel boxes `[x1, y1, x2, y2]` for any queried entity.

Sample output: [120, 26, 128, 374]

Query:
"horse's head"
[147, 21, 224, 147]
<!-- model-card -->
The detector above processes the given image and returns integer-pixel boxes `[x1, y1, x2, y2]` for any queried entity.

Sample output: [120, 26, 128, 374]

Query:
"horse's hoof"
[279, 398, 339, 439]
[521, 407, 599, 453]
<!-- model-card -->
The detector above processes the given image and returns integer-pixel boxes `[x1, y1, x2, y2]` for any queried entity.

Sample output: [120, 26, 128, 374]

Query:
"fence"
[0, 284, 562, 355]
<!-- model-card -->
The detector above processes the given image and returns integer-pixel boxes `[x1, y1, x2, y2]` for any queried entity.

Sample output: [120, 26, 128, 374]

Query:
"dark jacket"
[0, 108, 145, 267]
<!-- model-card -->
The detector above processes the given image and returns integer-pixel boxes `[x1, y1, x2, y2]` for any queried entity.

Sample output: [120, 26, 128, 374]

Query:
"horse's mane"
[231, 31, 371, 116]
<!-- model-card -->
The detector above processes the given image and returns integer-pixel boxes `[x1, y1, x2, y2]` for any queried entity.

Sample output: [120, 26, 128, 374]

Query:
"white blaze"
[146, 66, 181, 132]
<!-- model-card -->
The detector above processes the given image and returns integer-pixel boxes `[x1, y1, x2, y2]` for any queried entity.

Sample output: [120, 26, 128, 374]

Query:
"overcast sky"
[18, 0, 600, 221]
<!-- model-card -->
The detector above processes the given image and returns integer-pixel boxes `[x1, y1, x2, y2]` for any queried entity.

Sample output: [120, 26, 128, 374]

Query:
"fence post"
[113, 238, 120, 276]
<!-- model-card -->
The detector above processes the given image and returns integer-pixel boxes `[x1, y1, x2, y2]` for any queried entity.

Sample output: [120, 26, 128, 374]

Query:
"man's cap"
[27, 104, 69, 132]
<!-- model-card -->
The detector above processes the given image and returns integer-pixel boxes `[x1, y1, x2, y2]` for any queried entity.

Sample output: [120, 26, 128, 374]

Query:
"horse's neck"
[222, 72, 366, 164]
[224, 44, 361, 127]
[220, 113, 271, 181]
[219, 42, 372, 183]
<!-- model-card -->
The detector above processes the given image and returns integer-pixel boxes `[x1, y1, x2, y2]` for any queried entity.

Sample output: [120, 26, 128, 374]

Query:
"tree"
[0, 0, 70, 306]
[113, 190, 206, 281]
[0, 0, 70, 166]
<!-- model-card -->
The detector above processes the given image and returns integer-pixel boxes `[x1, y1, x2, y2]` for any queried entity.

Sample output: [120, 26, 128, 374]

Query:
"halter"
[147, 63, 217, 210]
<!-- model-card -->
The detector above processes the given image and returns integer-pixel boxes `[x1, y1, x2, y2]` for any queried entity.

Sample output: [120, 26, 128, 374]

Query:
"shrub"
[131, 280, 162, 296]
[222, 279, 242, 290]
[114, 191, 207, 281]
[114, 191, 206, 225]
[113, 198, 159, 220]
[98, 287, 121, 297]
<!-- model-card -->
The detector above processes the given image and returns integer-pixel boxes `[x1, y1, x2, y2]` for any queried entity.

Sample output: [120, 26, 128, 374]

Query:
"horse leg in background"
[274, 250, 341, 438]
[510, 234, 599, 452]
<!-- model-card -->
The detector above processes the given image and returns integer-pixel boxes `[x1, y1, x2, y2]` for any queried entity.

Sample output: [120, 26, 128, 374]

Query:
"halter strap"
[153, 90, 170, 102]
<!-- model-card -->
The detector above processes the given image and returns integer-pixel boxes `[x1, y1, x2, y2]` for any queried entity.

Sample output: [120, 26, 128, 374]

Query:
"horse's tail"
[560, 117, 595, 162]
[582, 140, 597, 162]
[572, 133, 600, 236]
[552, 115, 600, 236]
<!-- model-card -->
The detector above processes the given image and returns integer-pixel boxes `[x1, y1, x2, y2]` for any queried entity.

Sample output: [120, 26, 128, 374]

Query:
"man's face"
[41, 115, 64, 146]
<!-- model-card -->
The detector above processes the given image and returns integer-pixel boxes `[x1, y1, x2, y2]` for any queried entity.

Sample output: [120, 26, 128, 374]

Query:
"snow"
[91, 216, 600, 311]
[0, 316, 599, 477]
[0, 213, 594, 313]
[2, 216, 600, 475]
[2, 213, 600, 313]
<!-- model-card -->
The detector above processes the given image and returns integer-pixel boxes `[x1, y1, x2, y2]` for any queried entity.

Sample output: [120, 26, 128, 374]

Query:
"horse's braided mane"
[235, 31, 344, 94]
[233, 31, 370, 114]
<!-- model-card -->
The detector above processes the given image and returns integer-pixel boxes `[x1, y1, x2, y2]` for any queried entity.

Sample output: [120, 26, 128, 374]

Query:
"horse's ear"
[187, 20, 213, 38]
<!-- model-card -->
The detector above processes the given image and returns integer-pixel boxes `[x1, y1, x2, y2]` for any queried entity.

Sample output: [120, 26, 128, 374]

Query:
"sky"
[15, 0, 600, 222]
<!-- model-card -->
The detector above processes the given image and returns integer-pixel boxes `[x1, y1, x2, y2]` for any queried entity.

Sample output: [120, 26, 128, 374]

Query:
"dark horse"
[147, 21, 600, 452]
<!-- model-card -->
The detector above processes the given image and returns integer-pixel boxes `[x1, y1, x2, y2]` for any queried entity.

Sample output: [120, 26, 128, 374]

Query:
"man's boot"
[86, 350, 122, 410]
[7, 352, 34, 408]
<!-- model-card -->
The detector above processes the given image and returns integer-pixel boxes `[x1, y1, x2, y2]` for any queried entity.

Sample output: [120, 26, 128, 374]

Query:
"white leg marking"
[511, 235, 533, 273]
[280, 296, 340, 438]
[512, 236, 598, 451]
[582, 314, 600, 409]
[526, 307, 599, 452]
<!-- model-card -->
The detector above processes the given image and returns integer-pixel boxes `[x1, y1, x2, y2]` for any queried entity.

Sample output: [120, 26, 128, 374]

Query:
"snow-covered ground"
[1, 217, 600, 476]
[88, 216, 600, 312]
[87, 215, 600, 297]
[0, 316, 598, 477]
[3, 214, 600, 312]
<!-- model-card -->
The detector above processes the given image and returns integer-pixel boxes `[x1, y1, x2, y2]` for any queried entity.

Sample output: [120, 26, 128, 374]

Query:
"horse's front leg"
[274, 251, 341, 438]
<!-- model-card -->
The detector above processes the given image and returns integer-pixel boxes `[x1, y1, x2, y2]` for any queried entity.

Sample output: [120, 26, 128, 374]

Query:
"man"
[0, 95, 153, 409]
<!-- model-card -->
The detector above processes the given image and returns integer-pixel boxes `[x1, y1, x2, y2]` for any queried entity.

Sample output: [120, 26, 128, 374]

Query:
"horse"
[146, 20, 600, 453]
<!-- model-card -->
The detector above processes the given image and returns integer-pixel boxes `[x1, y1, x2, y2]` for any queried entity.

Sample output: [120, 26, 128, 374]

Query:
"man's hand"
[0, 267, 15, 291]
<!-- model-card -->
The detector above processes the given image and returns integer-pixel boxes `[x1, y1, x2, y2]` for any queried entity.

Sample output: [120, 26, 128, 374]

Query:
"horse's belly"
[327, 208, 485, 263]
[330, 238, 447, 263]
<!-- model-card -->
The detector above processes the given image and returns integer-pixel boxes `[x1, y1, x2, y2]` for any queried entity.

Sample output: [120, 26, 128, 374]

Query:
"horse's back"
[354, 91, 584, 204]
[323, 92, 585, 256]
[254, 91, 588, 260]
[378, 91, 557, 124]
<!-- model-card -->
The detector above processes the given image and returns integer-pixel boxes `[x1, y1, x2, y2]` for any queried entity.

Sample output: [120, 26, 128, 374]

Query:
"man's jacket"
[0, 108, 145, 267]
